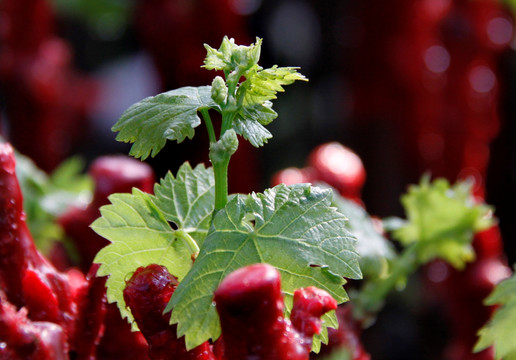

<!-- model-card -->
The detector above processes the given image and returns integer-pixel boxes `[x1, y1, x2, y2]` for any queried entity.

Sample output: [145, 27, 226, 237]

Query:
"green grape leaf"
[232, 101, 276, 147]
[232, 66, 307, 147]
[475, 269, 516, 359]
[203, 36, 262, 73]
[92, 189, 192, 326]
[153, 163, 215, 248]
[240, 65, 308, 106]
[392, 176, 494, 269]
[311, 310, 338, 352]
[92, 163, 215, 326]
[14, 152, 92, 254]
[42, 157, 94, 216]
[167, 183, 362, 350]
[332, 193, 396, 280]
[112, 86, 219, 160]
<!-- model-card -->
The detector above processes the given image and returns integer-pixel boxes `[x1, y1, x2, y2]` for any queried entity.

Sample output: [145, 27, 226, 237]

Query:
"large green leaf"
[92, 163, 215, 325]
[167, 184, 362, 350]
[112, 86, 218, 160]
[475, 269, 516, 359]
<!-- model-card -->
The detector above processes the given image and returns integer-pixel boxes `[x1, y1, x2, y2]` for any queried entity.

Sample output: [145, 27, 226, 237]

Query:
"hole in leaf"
[242, 213, 256, 230]
[168, 221, 179, 230]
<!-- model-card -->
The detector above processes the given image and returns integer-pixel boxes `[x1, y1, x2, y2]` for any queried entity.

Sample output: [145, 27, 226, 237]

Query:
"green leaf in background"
[332, 194, 396, 280]
[167, 184, 362, 350]
[502, 0, 516, 44]
[15, 153, 92, 254]
[392, 176, 493, 269]
[92, 163, 215, 326]
[42, 156, 94, 216]
[50, 0, 131, 40]
[112, 86, 219, 160]
[475, 269, 516, 359]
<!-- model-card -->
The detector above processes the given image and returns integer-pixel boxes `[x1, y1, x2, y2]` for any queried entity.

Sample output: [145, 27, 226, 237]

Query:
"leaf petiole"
[200, 108, 217, 144]
[220, 111, 235, 135]
[213, 158, 230, 211]
[353, 243, 418, 319]
[175, 229, 200, 258]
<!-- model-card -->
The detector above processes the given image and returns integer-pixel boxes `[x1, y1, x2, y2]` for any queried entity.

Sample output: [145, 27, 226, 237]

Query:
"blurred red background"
[1, 1, 515, 358]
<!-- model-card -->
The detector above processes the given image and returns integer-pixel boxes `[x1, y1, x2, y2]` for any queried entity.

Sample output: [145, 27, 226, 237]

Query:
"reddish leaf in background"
[133, 0, 250, 88]
[0, 290, 69, 360]
[0, 0, 97, 172]
[0, 143, 78, 332]
[59, 155, 156, 360]
[0, 142, 98, 358]
[318, 305, 371, 360]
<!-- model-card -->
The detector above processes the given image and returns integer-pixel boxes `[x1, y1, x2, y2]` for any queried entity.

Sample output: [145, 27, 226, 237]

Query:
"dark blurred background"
[1, 0, 515, 359]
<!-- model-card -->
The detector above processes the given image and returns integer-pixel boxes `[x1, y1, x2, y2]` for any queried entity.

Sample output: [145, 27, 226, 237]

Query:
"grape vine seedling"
[0, 35, 505, 360]
[89, 36, 503, 359]
[91, 36, 363, 355]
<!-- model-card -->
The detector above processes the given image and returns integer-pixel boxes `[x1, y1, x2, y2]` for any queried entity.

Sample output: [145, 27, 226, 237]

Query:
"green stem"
[220, 86, 244, 135]
[220, 111, 235, 135]
[226, 69, 240, 97]
[354, 243, 418, 318]
[200, 108, 216, 143]
[220, 68, 244, 135]
[176, 230, 200, 256]
[213, 158, 230, 210]
[211, 67, 243, 211]
[236, 86, 246, 109]
[210, 111, 233, 210]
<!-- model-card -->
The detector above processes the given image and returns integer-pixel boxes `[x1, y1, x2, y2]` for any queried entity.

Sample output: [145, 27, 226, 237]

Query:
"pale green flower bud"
[210, 129, 239, 164]
[211, 76, 227, 105]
